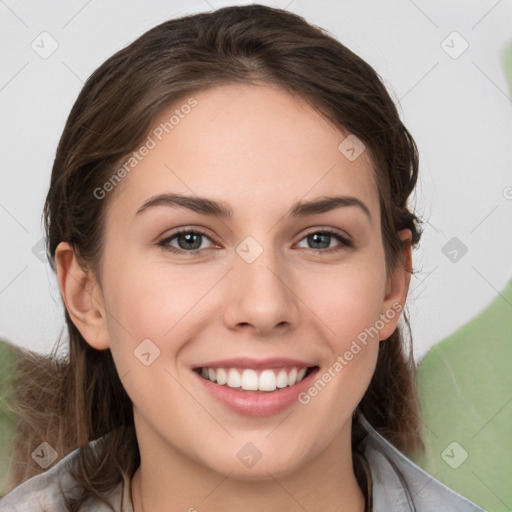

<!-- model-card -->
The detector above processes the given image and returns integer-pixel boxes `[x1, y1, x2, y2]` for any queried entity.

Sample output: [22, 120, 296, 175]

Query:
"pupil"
[179, 233, 201, 250]
[309, 233, 329, 249]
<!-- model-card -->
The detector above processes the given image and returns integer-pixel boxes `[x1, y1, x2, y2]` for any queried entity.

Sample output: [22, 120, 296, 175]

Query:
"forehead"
[109, 83, 379, 223]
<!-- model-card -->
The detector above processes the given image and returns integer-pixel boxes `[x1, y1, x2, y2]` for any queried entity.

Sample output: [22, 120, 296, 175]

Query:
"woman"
[0, 5, 485, 511]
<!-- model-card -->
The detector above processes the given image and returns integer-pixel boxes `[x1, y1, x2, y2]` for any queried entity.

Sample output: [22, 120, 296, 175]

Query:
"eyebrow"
[135, 193, 372, 222]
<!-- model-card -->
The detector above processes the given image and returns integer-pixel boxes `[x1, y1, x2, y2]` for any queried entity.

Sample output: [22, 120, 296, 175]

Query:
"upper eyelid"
[159, 227, 220, 245]
[297, 226, 351, 241]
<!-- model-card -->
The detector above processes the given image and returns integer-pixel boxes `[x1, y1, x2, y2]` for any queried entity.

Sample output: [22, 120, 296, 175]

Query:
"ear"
[378, 229, 413, 341]
[55, 241, 110, 350]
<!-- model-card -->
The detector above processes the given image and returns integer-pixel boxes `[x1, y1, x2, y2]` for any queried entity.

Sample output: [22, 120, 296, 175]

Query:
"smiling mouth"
[194, 366, 319, 393]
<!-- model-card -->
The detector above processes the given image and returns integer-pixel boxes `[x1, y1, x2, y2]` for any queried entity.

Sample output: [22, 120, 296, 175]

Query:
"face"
[62, 83, 409, 480]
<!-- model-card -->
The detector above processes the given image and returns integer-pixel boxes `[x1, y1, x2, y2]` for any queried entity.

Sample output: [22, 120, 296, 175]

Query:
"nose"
[222, 243, 300, 337]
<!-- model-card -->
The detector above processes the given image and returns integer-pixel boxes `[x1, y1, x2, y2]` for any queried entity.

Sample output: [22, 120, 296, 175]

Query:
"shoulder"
[0, 441, 130, 512]
[0, 447, 79, 511]
[359, 415, 487, 512]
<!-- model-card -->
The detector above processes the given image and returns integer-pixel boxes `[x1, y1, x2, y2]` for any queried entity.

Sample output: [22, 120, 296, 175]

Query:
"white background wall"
[1, 0, 511, 359]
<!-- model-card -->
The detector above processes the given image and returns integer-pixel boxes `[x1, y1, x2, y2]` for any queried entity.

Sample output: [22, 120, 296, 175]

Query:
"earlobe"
[379, 229, 413, 341]
[55, 241, 110, 350]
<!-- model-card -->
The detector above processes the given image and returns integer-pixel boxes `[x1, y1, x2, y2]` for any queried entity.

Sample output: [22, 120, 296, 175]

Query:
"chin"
[202, 449, 305, 481]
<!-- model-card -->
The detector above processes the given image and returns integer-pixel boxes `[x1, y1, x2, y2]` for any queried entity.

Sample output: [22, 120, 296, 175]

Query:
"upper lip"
[193, 357, 317, 370]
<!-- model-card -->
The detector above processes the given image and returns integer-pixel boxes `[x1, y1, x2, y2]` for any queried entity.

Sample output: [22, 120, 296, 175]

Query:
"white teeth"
[276, 369, 289, 388]
[287, 367, 297, 386]
[198, 366, 311, 391]
[227, 368, 241, 388]
[241, 369, 259, 391]
[216, 368, 227, 385]
[258, 369, 277, 391]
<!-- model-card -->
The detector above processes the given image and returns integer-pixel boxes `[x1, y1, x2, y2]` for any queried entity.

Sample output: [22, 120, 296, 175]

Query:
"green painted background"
[411, 277, 512, 511]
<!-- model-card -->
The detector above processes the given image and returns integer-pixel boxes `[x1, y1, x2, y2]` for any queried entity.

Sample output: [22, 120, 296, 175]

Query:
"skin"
[56, 83, 412, 512]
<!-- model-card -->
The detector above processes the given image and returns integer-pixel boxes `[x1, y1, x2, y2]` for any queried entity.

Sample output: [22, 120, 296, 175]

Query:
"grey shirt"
[0, 416, 486, 511]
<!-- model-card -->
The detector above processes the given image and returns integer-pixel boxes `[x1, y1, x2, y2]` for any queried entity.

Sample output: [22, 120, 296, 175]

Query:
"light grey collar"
[358, 414, 487, 511]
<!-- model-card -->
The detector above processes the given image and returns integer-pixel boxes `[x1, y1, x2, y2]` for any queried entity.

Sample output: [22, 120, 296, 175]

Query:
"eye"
[158, 229, 217, 254]
[295, 229, 353, 253]
[158, 227, 353, 255]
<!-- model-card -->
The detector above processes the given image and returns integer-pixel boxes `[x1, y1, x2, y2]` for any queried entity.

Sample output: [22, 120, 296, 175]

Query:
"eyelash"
[157, 227, 353, 255]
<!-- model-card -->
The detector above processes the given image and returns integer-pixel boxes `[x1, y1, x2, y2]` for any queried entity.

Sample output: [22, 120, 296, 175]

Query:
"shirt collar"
[358, 414, 486, 511]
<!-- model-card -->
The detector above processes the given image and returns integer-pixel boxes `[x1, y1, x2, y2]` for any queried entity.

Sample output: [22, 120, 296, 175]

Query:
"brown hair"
[4, 4, 424, 510]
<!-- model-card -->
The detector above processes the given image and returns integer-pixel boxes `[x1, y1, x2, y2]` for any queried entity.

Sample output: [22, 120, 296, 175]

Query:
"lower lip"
[192, 367, 319, 417]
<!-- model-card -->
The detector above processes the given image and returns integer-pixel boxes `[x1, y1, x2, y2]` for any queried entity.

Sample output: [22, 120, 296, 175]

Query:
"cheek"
[295, 259, 385, 403]
[98, 259, 177, 374]
[305, 261, 387, 347]
[102, 256, 194, 338]
[99, 264, 186, 413]
[297, 269, 383, 435]
[99, 255, 222, 389]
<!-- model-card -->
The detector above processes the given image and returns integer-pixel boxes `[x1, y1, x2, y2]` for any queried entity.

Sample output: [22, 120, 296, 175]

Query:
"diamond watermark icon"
[442, 236, 468, 263]
[441, 441, 468, 469]
[236, 236, 263, 264]
[31, 442, 58, 469]
[441, 31, 469, 59]
[31, 237, 47, 263]
[237, 442, 262, 468]
[338, 134, 365, 161]
[31, 31, 59, 59]
[134, 338, 161, 366]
